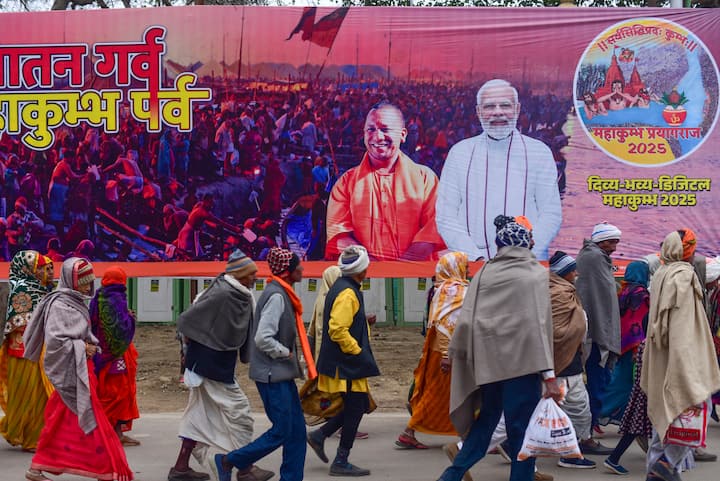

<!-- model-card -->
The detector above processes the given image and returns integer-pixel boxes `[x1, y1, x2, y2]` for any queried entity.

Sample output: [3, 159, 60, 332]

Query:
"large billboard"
[0, 6, 718, 275]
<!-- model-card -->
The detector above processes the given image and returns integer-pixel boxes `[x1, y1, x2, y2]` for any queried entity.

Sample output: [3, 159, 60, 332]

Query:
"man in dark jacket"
[216, 247, 306, 481]
[171, 249, 273, 481]
[307, 245, 380, 476]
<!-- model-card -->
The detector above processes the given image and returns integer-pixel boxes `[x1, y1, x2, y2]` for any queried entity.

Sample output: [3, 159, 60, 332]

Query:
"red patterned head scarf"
[267, 247, 295, 276]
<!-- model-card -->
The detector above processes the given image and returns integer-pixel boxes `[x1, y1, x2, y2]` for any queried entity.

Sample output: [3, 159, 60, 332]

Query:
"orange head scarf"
[102, 265, 128, 287]
[679, 228, 696, 262]
[515, 215, 533, 231]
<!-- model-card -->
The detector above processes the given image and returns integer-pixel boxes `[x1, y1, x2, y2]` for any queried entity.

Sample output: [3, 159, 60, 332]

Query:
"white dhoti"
[179, 372, 254, 480]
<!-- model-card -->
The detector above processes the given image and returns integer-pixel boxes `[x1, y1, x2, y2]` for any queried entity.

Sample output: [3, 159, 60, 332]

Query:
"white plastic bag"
[517, 397, 583, 460]
[664, 403, 708, 448]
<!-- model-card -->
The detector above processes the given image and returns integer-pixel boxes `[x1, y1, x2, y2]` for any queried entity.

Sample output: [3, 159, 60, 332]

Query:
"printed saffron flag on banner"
[310, 7, 349, 49]
[286, 6, 316, 41]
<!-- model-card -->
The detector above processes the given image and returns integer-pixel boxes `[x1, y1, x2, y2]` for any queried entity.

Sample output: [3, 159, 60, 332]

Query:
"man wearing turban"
[307, 245, 380, 476]
[575, 221, 622, 435]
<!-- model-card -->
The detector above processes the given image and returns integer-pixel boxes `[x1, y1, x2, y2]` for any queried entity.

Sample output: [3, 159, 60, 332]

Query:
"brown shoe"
[442, 444, 474, 481]
[534, 471, 554, 481]
[236, 466, 275, 481]
[168, 467, 211, 481]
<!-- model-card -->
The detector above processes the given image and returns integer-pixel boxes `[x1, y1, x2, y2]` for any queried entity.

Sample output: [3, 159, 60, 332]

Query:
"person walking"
[215, 247, 309, 481]
[642, 229, 720, 481]
[575, 221, 622, 436]
[170, 250, 273, 481]
[306, 245, 380, 476]
[395, 252, 469, 450]
[90, 266, 141, 447]
[22, 258, 133, 481]
[434, 215, 562, 481]
[0, 251, 54, 452]
[601, 261, 650, 427]
[548, 251, 612, 470]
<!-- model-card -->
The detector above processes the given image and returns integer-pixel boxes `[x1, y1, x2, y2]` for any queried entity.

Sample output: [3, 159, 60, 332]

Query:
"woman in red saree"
[22, 257, 133, 481]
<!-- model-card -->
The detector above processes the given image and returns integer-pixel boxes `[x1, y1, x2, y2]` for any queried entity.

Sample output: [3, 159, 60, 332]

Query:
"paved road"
[3, 411, 719, 481]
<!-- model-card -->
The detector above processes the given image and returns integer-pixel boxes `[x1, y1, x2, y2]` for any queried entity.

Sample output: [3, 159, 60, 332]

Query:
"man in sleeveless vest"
[307, 245, 380, 476]
[215, 247, 306, 481]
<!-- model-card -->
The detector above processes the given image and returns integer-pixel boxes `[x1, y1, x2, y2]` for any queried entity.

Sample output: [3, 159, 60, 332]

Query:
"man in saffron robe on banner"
[325, 102, 445, 261]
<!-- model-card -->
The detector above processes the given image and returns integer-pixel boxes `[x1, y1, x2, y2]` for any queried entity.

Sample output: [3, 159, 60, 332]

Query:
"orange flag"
[310, 7, 349, 49]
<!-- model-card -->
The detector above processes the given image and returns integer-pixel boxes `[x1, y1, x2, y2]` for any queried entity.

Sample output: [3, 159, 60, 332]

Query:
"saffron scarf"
[428, 252, 469, 339]
[268, 275, 317, 379]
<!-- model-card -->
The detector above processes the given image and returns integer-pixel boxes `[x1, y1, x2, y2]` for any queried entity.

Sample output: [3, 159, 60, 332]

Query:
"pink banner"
[0, 6, 716, 271]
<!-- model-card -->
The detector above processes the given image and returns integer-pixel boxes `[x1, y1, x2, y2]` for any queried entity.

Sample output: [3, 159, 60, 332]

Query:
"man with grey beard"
[436, 79, 562, 261]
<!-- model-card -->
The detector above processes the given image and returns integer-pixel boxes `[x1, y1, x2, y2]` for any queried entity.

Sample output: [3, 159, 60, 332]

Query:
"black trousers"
[320, 389, 369, 451]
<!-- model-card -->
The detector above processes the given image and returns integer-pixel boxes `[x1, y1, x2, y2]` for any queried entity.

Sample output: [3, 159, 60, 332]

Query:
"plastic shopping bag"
[664, 403, 708, 448]
[517, 397, 583, 461]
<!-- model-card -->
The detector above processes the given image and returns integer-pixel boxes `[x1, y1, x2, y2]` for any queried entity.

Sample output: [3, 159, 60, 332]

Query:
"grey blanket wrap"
[448, 246, 554, 436]
[575, 240, 621, 356]
[23, 259, 98, 435]
[177, 274, 254, 359]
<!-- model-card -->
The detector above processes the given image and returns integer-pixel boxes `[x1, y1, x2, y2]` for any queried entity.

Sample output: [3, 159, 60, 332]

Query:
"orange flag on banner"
[286, 6, 317, 41]
[310, 7, 349, 49]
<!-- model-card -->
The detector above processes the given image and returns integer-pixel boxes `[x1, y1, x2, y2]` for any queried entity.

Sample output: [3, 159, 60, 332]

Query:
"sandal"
[395, 433, 429, 449]
[121, 434, 141, 446]
[25, 470, 50, 481]
[335, 430, 369, 440]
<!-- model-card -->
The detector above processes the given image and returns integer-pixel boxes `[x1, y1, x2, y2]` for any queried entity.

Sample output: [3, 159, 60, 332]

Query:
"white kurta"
[436, 130, 562, 260]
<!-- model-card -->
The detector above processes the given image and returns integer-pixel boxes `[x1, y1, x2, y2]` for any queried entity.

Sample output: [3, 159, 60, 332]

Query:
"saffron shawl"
[89, 284, 135, 374]
[428, 252, 469, 339]
[23, 257, 99, 434]
[640, 232, 720, 439]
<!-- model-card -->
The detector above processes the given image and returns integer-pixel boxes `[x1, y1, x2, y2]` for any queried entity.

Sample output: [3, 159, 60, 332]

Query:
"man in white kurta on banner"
[436, 79, 562, 261]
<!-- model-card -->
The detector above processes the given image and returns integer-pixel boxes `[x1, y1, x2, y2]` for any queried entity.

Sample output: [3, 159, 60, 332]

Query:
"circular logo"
[574, 18, 720, 166]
